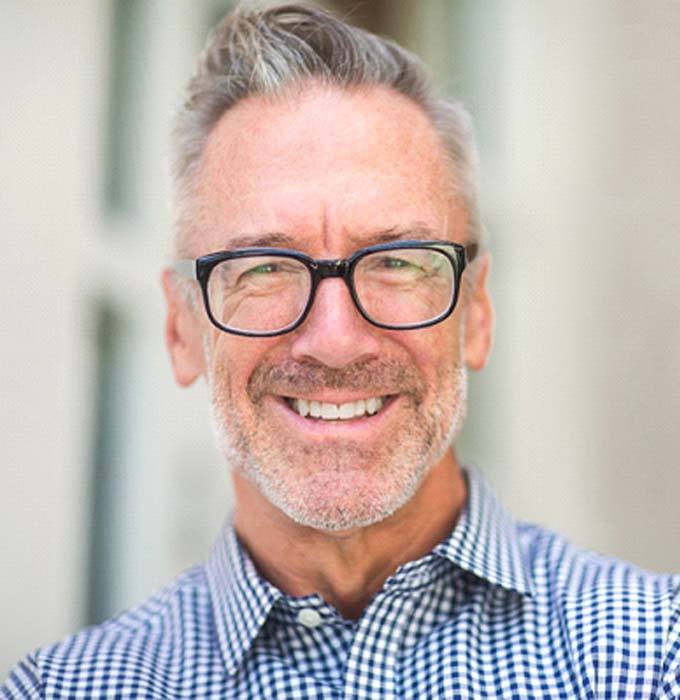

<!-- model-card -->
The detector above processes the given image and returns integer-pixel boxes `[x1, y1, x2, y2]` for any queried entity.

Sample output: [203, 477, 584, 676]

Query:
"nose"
[289, 277, 382, 368]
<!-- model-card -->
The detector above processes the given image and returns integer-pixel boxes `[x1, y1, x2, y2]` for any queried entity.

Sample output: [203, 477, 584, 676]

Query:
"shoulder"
[517, 520, 679, 600]
[2, 566, 220, 699]
[517, 521, 680, 696]
[40, 565, 211, 660]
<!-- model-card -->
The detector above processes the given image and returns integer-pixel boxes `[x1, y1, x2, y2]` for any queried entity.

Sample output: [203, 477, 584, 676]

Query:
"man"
[3, 3, 679, 698]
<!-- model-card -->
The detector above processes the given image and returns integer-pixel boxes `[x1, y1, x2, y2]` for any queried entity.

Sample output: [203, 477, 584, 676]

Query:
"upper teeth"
[291, 397, 385, 420]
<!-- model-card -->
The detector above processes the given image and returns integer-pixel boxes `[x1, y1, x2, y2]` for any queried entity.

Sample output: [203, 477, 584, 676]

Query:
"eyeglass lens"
[205, 248, 457, 334]
[354, 248, 455, 327]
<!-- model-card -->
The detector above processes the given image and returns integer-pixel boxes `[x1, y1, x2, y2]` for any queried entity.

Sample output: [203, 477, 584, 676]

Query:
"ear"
[463, 253, 494, 371]
[161, 269, 206, 387]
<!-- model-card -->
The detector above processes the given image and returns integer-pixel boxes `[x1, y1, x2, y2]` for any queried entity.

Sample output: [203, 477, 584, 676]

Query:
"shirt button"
[297, 608, 322, 628]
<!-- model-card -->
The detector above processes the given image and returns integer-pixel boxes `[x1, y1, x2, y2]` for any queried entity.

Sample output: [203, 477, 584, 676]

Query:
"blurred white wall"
[1, 0, 679, 679]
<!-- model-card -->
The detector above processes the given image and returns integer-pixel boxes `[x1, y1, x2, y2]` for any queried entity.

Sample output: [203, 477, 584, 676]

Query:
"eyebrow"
[218, 224, 441, 252]
[222, 232, 297, 249]
[350, 225, 441, 246]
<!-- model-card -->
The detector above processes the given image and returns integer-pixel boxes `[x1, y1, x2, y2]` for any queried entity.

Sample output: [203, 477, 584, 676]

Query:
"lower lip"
[267, 395, 400, 439]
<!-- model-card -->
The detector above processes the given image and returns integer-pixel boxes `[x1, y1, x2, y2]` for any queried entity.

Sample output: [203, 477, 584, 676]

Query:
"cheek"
[209, 335, 281, 400]
[397, 321, 463, 379]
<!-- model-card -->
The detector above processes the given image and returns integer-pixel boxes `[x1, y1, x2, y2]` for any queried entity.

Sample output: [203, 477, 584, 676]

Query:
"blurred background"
[2, 0, 680, 677]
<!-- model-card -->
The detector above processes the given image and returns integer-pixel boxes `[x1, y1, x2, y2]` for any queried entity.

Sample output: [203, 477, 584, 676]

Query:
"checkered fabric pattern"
[3, 468, 680, 698]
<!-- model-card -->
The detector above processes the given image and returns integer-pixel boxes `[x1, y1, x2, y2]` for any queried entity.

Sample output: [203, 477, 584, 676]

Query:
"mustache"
[246, 358, 425, 402]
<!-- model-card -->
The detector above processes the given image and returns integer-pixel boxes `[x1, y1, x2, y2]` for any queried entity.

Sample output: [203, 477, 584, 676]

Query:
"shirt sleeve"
[0, 654, 43, 700]
[658, 582, 680, 699]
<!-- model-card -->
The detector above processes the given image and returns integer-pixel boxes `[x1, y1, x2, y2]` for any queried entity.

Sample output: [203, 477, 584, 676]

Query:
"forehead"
[189, 84, 464, 255]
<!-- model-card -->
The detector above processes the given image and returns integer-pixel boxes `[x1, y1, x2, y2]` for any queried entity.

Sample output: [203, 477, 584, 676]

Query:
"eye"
[234, 258, 305, 289]
[242, 260, 303, 278]
[244, 262, 278, 275]
[380, 257, 414, 269]
[368, 254, 424, 275]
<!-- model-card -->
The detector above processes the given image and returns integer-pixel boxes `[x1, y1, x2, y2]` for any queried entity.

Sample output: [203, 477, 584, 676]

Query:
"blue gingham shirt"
[3, 468, 680, 698]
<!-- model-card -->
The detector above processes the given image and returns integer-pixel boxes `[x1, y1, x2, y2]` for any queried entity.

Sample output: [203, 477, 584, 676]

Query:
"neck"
[232, 450, 467, 620]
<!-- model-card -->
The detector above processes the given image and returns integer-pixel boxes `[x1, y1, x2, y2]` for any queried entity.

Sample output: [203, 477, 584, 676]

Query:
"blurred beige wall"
[462, 0, 680, 569]
[0, 0, 229, 677]
[2, 0, 679, 679]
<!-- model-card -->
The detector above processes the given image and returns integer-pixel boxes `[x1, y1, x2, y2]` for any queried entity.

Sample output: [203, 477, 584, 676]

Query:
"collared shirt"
[3, 469, 680, 699]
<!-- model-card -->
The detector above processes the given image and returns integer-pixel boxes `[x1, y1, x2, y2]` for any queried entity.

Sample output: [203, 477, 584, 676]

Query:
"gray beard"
[204, 341, 467, 531]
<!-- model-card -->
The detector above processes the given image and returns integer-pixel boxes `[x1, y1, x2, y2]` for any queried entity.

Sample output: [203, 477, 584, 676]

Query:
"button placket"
[342, 592, 414, 699]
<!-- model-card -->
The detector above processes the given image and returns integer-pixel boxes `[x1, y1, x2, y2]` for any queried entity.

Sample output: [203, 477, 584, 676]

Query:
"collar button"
[297, 608, 322, 628]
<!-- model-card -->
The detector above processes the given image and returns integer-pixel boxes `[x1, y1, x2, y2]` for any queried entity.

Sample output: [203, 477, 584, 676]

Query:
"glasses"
[172, 240, 478, 337]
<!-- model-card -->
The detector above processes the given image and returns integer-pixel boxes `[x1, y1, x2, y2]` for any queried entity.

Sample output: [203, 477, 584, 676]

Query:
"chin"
[243, 454, 428, 532]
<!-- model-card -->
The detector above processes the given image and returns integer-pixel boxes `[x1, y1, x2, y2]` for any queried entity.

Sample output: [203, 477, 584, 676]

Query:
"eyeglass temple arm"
[171, 259, 197, 280]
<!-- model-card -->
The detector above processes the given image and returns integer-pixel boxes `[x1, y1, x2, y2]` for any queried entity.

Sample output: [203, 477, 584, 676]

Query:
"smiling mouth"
[283, 396, 391, 421]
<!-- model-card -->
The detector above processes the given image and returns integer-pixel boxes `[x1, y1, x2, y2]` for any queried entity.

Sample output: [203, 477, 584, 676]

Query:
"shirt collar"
[206, 467, 534, 675]
[432, 467, 535, 597]
[205, 522, 282, 675]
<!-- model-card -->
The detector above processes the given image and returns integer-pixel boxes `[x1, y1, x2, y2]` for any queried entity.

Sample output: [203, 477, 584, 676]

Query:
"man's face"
[166, 85, 491, 531]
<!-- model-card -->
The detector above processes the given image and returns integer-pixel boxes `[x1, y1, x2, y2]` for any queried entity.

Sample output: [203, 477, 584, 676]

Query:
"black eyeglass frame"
[173, 239, 478, 337]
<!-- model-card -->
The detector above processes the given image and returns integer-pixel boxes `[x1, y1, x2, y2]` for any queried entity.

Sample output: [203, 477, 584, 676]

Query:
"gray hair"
[171, 2, 481, 257]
